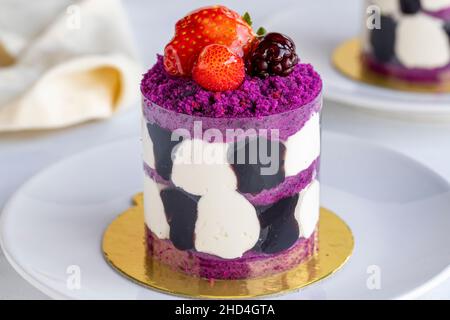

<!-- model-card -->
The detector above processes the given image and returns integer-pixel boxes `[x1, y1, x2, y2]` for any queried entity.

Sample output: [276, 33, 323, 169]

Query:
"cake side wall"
[140, 91, 322, 278]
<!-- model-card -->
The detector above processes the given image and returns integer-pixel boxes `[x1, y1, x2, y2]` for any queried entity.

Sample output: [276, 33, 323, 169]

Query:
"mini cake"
[140, 5, 322, 280]
[363, 0, 450, 83]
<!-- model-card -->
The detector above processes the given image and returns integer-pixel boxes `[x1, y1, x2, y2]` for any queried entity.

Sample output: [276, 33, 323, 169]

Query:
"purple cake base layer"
[146, 229, 318, 280]
[144, 158, 318, 206]
[362, 53, 450, 83]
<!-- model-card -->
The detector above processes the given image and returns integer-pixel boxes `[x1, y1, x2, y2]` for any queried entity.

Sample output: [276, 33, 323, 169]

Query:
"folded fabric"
[0, 0, 142, 131]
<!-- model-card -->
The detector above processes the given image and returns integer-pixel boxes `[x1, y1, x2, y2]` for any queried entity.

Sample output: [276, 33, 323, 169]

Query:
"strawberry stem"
[242, 12, 252, 26]
[256, 27, 267, 36]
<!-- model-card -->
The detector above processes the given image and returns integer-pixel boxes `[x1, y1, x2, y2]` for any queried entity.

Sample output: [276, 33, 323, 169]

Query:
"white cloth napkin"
[0, 0, 142, 131]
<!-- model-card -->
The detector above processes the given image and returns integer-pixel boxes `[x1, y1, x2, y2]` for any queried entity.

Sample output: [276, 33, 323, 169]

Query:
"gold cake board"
[102, 193, 354, 299]
[332, 38, 450, 93]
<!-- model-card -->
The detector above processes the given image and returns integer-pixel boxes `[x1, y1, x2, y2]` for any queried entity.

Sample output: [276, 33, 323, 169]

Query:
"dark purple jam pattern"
[160, 188, 200, 250]
[445, 22, 450, 37]
[370, 15, 397, 63]
[400, 0, 421, 14]
[158, 183, 306, 255]
[146, 122, 183, 180]
[229, 136, 286, 194]
[254, 194, 300, 254]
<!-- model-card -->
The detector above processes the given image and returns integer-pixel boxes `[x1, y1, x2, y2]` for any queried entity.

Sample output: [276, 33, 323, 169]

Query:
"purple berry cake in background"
[140, 5, 322, 280]
[363, 0, 450, 83]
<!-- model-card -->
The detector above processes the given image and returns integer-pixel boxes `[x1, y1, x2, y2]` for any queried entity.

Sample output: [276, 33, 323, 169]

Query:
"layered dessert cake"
[140, 5, 322, 280]
[363, 0, 450, 83]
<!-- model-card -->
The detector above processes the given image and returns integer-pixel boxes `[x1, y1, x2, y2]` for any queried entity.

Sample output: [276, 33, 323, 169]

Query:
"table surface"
[0, 0, 449, 299]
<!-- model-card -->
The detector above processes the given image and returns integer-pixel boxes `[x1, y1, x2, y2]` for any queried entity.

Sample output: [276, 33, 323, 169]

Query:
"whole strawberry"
[192, 44, 245, 91]
[164, 5, 255, 76]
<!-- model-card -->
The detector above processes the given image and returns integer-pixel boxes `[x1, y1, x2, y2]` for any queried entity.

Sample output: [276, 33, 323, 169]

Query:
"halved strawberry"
[192, 44, 245, 92]
[164, 5, 255, 76]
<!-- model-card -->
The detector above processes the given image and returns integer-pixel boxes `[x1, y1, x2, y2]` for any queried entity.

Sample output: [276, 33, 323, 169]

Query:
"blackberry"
[248, 32, 299, 79]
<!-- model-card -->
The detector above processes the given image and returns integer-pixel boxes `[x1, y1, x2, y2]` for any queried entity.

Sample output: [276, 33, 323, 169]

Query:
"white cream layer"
[284, 112, 320, 177]
[171, 139, 237, 195]
[143, 175, 170, 239]
[194, 189, 260, 259]
[395, 14, 450, 68]
[295, 180, 320, 239]
[371, 0, 400, 15]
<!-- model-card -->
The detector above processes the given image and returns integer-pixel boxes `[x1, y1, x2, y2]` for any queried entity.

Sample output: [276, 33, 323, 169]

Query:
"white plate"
[1, 132, 449, 299]
[264, 0, 450, 120]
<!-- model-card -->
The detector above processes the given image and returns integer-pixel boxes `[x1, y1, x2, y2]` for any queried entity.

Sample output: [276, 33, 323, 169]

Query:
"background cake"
[140, 5, 322, 280]
[363, 0, 450, 83]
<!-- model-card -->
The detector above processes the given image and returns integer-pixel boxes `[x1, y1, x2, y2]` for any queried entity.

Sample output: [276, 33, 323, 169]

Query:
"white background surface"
[0, 0, 449, 299]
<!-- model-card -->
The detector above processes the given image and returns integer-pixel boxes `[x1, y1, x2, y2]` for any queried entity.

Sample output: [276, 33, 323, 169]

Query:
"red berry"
[192, 44, 245, 92]
[164, 5, 255, 76]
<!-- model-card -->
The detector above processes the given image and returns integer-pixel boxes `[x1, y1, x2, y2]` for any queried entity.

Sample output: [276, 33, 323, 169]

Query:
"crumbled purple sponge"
[146, 228, 317, 280]
[141, 55, 322, 118]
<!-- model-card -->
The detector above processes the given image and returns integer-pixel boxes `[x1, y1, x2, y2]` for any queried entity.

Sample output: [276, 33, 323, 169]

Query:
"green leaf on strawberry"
[242, 12, 252, 26]
[256, 27, 267, 36]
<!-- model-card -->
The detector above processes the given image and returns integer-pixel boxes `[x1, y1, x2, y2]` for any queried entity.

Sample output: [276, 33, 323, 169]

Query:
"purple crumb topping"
[141, 55, 322, 118]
